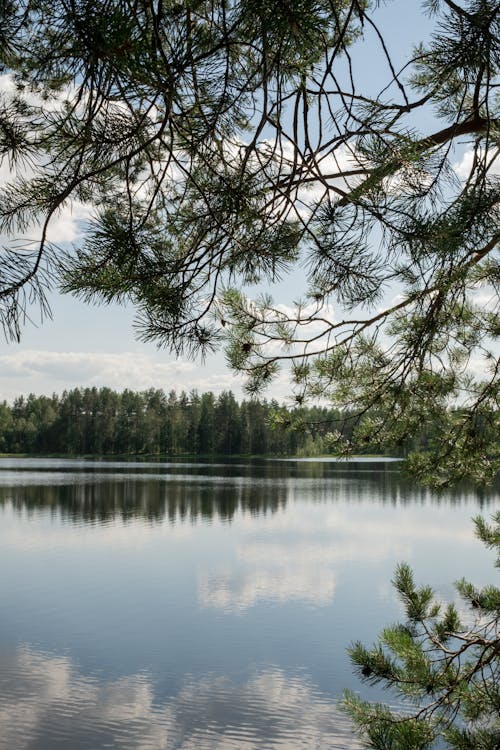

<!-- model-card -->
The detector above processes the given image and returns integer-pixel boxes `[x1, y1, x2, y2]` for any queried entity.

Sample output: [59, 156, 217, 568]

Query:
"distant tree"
[198, 392, 216, 454]
[0, 401, 13, 452]
[1, 0, 497, 694]
[176, 391, 192, 452]
[26, 393, 58, 452]
[186, 390, 201, 454]
[345, 513, 500, 750]
[0, 0, 498, 482]
[143, 388, 167, 453]
[241, 399, 269, 455]
[215, 391, 241, 454]
[57, 389, 85, 453]
[99, 387, 120, 453]
[117, 389, 144, 453]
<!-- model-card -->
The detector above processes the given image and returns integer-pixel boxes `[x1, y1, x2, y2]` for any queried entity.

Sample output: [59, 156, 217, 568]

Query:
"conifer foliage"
[0, 387, 353, 457]
[0, 0, 498, 483]
[345, 513, 500, 750]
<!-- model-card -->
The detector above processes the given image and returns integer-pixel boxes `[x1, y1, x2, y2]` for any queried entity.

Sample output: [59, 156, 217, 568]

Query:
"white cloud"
[469, 285, 498, 314]
[453, 147, 500, 179]
[274, 300, 337, 330]
[230, 138, 365, 221]
[0, 350, 246, 401]
[0, 77, 93, 249]
[43, 200, 93, 244]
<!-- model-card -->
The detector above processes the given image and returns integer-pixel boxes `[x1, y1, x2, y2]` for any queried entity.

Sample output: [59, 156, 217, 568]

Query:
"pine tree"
[345, 513, 500, 750]
[0, 1, 498, 483]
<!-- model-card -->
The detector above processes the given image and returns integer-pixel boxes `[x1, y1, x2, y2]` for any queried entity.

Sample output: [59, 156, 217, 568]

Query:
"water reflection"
[197, 500, 493, 613]
[0, 458, 496, 525]
[1, 645, 363, 750]
[0, 480, 288, 523]
[199, 567, 337, 611]
[1, 459, 499, 749]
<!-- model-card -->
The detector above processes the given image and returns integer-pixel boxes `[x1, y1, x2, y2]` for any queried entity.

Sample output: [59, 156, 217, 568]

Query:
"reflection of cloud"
[196, 525, 404, 614]
[0, 645, 363, 750]
[234, 504, 477, 547]
[1, 513, 194, 553]
[198, 501, 482, 613]
[199, 568, 336, 612]
[238, 541, 390, 566]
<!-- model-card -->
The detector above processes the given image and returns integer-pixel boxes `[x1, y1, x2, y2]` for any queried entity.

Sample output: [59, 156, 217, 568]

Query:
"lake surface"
[0, 457, 498, 750]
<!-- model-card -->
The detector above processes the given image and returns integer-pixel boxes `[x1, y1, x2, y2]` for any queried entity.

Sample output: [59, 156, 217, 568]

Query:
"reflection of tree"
[0, 477, 287, 524]
[0, 462, 497, 524]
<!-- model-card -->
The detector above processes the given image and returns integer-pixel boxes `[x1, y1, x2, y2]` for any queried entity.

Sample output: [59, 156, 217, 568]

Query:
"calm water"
[0, 457, 498, 750]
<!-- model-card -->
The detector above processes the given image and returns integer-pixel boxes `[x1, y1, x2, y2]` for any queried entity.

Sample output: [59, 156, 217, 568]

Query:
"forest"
[0, 387, 429, 458]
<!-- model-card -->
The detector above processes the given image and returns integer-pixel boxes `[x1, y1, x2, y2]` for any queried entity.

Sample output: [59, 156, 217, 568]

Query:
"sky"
[0, 2, 485, 404]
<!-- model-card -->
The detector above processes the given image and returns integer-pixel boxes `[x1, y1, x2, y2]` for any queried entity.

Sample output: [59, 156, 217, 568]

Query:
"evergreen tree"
[198, 392, 216, 454]
[0, 1, 497, 483]
[215, 391, 241, 454]
[143, 388, 167, 453]
[345, 513, 500, 750]
[0, 401, 13, 452]
[186, 390, 201, 454]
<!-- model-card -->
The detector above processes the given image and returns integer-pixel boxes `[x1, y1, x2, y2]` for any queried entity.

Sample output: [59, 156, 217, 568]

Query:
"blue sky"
[0, 2, 468, 403]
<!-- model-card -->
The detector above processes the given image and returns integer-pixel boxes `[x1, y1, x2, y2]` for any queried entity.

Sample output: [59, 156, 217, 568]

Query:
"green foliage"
[345, 513, 500, 750]
[2, 387, 494, 468]
[0, 387, 357, 457]
[0, 1, 498, 485]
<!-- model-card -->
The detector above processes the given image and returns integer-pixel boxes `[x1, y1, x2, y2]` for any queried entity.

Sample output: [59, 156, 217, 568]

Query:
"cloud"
[0, 645, 364, 750]
[469, 285, 498, 314]
[0, 345, 298, 402]
[0, 350, 245, 401]
[0, 77, 93, 247]
[453, 147, 500, 180]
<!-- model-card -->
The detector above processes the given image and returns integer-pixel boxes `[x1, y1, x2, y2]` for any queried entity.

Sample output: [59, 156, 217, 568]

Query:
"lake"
[0, 457, 498, 750]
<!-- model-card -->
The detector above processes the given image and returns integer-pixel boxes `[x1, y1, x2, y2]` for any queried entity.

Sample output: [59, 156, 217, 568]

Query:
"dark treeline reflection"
[0, 460, 497, 524]
[0, 480, 288, 524]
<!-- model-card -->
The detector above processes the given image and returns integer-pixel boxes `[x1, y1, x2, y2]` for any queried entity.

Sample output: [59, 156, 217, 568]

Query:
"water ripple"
[0, 645, 364, 750]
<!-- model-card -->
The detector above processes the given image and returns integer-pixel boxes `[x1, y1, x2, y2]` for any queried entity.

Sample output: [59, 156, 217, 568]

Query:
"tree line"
[0, 387, 329, 456]
[0, 386, 432, 458]
[1, 0, 497, 486]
